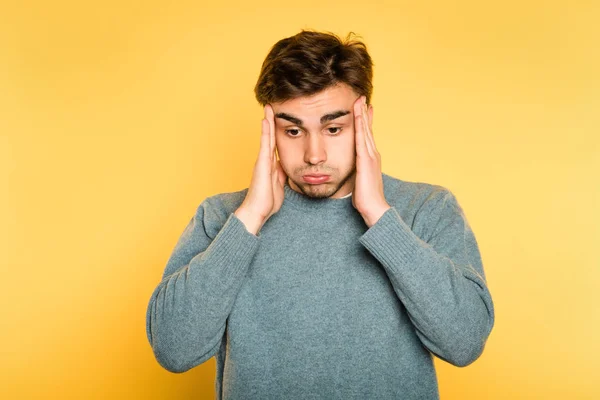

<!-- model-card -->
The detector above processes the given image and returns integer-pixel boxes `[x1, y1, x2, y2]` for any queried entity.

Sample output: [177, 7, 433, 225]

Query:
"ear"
[367, 104, 374, 130]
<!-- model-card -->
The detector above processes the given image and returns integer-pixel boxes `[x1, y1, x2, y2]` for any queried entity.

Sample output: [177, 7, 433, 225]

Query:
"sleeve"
[358, 188, 495, 367]
[145, 198, 260, 373]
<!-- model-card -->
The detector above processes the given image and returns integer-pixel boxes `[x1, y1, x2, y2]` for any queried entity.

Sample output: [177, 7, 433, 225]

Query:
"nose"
[304, 134, 327, 165]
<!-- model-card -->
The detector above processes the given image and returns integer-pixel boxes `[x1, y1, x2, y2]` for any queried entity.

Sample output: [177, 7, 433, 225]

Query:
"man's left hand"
[352, 95, 391, 227]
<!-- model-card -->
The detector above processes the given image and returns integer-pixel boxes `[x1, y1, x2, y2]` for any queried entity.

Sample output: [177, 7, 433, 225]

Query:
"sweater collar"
[282, 181, 355, 212]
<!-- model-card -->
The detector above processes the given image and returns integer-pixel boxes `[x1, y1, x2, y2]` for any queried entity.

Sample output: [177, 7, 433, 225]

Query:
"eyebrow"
[275, 110, 351, 127]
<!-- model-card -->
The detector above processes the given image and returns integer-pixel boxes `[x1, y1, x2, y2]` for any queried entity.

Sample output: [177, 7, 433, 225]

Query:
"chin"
[297, 180, 342, 199]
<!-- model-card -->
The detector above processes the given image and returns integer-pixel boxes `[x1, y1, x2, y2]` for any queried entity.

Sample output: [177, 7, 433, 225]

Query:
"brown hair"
[254, 29, 374, 106]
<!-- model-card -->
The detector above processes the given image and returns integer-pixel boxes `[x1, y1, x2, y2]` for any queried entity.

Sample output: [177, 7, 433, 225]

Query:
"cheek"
[275, 141, 291, 159]
[274, 143, 294, 169]
[336, 137, 356, 156]
[344, 139, 357, 164]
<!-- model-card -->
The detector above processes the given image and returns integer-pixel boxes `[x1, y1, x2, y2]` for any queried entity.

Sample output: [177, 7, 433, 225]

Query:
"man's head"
[254, 30, 374, 199]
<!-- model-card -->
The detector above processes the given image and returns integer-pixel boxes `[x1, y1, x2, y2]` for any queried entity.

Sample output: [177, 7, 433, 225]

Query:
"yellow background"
[1, 0, 598, 398]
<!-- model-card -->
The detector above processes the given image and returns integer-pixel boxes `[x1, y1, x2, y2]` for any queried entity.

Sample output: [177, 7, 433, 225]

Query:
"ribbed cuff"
[199, 212, 261, 286]
[358, 207, 427, 275]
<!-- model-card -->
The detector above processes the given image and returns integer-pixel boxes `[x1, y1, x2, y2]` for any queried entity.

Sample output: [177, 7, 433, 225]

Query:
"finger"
[362, 101, 377, 155]
[265, 104, 276, 157]
[260, 118, 271, 164]
[263, 106, 272, 160]
[272, 155, 278, 184]
[275, 160, 287, 187]
[354, 97, 367, 157]
[362, 113, 375, 157]
[355, 96, 374, 157]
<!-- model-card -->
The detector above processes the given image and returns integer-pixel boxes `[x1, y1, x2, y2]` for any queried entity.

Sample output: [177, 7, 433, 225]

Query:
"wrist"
[362, 204, 391, 228]
[234, 206, 265, 235]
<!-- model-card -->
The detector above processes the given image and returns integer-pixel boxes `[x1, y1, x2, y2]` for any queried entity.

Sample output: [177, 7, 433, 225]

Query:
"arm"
[358, 189, 495, 367]
[146, 102, 286, 373]
[145, 198, 260, 373]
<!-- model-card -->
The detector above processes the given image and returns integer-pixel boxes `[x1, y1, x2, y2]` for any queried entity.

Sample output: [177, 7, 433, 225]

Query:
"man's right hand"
[234, 104, 287, 235]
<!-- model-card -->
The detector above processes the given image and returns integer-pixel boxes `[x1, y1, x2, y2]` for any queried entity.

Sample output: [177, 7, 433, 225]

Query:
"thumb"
[275, 160, 287, 187]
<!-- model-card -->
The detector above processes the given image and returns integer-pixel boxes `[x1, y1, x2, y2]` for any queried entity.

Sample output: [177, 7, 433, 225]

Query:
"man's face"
[270, 83, 364, 199]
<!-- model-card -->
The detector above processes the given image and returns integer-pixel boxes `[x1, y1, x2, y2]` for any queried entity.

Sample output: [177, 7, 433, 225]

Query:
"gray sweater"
[146, 172, 495, 399]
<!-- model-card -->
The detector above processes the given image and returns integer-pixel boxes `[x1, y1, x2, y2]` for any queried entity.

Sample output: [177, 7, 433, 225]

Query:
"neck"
[282, 181, 355, 212]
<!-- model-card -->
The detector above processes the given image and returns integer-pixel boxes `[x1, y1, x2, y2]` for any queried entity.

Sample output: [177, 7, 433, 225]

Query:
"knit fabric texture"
[146, 172, 495, 399]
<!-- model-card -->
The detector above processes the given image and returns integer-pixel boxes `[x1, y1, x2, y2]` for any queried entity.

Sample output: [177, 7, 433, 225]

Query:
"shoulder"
[205, 187, 248, 212]
[382, 172, 454, 210]
[382, 172, 468, 242]
[192, 187, 249, 238]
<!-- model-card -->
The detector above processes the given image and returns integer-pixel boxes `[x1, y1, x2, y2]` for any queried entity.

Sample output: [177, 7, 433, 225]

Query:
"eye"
[284, 127, 342, 137]
[285, 128, 301, 137]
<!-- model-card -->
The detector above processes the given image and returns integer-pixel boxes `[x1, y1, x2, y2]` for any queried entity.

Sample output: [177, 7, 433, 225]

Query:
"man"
[146, 29, 495, 399]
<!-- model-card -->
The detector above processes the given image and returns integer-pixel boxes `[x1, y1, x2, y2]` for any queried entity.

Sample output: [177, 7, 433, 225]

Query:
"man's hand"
[234, 104, 288, 235]
[352, 95, 391, 228]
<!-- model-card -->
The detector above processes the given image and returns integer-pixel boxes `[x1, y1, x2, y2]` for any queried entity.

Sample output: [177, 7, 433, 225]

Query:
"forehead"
[272, 83, 359, 117]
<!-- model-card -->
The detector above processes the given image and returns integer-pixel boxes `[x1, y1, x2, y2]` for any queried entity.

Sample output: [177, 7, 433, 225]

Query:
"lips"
[302, 174, 330, 184]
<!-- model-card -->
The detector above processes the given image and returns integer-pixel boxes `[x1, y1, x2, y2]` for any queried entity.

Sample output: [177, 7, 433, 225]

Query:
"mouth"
[302, 174, 331, 184]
